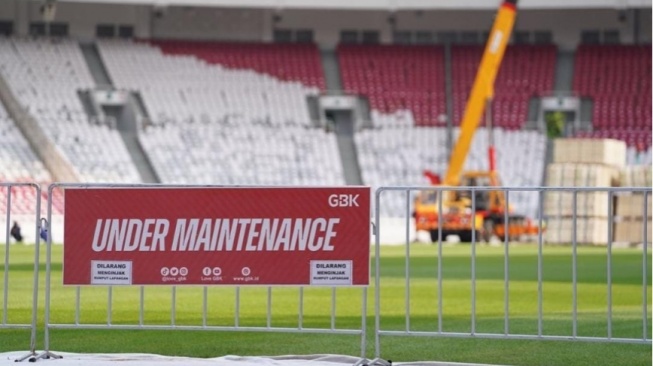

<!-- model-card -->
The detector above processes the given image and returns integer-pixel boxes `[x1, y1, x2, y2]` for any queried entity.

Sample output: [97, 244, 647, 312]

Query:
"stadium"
[0, 0, 651, 365]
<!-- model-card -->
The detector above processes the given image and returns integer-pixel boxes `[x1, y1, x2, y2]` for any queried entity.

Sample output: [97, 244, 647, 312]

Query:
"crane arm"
[443, 0, 518, 186]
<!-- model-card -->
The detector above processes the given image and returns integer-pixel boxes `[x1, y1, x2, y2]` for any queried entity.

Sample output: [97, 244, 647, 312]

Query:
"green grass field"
[0, 243, 651, 366]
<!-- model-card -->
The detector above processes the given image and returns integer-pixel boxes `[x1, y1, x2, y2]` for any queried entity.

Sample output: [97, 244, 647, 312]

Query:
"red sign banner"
[63, 187, 370, 286]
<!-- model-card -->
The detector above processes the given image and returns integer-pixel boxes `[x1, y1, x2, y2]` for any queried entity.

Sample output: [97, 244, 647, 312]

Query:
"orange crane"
[414, 0, 539, 242]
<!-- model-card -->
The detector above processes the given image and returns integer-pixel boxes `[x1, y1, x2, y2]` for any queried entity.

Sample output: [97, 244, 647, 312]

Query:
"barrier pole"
[405, 190, 411, 332]
[607, 191, 614, 339]
[642, 191, 649, 341]
[2, 186, 10, 326]
[572, 190, 578, 339]
[34, 185, 42, 349]
[36, 184, 62, 360]
[13, 183, 42, 362]
[503, 188, 510, 335]
[374, 189, 381, 358]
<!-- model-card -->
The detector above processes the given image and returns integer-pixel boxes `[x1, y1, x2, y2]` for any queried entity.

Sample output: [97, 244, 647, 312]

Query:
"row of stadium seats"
[337, 44, 557, 130]
[151, 40, 326, 91]
[338, 45, 447, 126]
[2, 38, 647, 138]
[149, 40, 649, 149]
[451, 44, 557, 129]
[573, 44, 652, 131]
[0, 37, 141, 185]
[139, 123, 344, 186]
[571, 44, 652, 165]
[356, 123, 546, 217]
[98, 40, 317, 127]
[0, 102, 59, 215]
[0, 103, 50, 183]
[97, 39, 344, 187]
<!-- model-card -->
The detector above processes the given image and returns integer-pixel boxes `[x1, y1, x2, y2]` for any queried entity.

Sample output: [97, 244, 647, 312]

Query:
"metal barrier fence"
[0, 182, 42, 361]
[38, 183, 368, 361]
[373, 186, 652, 358]
[3, 182, 651, 361]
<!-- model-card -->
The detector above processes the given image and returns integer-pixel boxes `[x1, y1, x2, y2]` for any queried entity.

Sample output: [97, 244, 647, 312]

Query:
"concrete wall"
[275, 7, 650, 49]
[50, 0, 653, 10]
[0, 1, 650, 48]
[150, 6, 270, 41]
[1, 1, 149, 39]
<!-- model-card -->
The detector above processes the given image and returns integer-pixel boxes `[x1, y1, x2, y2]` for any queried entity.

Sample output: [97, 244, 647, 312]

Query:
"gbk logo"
[328, 194, 359, 207]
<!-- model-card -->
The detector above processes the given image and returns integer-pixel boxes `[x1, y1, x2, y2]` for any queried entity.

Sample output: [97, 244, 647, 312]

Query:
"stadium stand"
[337, 44, 556, 129]
[0, 105, 50, 183]
[572, 44, 652, 165]
[337, 44, 446, 127]
[0, 37, 647, 218]
[0, 102, 58, 215]
[151, 40, 326, 90]
[97, 39, 344, 185]
[452, 44, 557, 129]
[355, 124, 546, 217]
[337, 44, 550, 217]
[573, 45, 651, 131]
[0, 37, 141, 183]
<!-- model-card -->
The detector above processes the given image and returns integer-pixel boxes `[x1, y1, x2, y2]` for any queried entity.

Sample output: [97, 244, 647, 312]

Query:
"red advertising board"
[63, 187, 370, 286]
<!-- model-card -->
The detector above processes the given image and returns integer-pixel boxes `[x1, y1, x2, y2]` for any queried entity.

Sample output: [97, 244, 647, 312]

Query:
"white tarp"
[0, 352, 496, 366]
[3, 352, 361, 366]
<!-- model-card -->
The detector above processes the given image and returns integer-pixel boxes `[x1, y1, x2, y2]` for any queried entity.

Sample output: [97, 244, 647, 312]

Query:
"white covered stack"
[545, 138, 626, 244]
[614, 193, 652, 244]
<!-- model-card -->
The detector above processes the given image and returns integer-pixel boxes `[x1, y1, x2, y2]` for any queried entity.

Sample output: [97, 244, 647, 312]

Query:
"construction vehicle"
[413, 0, 540, 242]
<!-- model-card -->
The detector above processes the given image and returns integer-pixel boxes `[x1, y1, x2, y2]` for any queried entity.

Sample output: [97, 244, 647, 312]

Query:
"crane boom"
[443, 0, 518, 186]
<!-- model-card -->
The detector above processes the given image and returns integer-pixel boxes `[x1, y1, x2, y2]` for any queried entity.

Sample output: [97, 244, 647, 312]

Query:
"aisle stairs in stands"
[80, 42, 159, 183]
[321, 48, 364, 186]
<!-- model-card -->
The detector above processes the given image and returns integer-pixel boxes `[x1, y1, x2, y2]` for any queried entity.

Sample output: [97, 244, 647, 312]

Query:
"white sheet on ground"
[0, 352, 498, 366]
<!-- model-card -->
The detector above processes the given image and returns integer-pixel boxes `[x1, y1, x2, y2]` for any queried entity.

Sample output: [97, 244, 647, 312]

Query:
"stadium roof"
[59, 0, 652, 10]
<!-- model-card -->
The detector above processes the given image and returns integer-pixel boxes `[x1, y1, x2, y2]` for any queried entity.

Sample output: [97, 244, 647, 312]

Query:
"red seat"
[452, 44, 557, 129]
[573, 44, 651, 134]
[337, 44, 447, 126]
[151, 40, 326, 90]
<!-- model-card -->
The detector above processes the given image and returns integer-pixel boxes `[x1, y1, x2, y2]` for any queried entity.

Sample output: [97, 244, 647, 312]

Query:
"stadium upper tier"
[151, 40, 326, 91]
[573, 44, 651, 132]
[572, 44, 652, 160]
[99, 39, 319, 128]
[337, 44, 446, 127]
[451, 44, 557, 129]
[337, 44, 557, 129]
[0, 37, 141, 184]
[97, 39, 343, 185]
